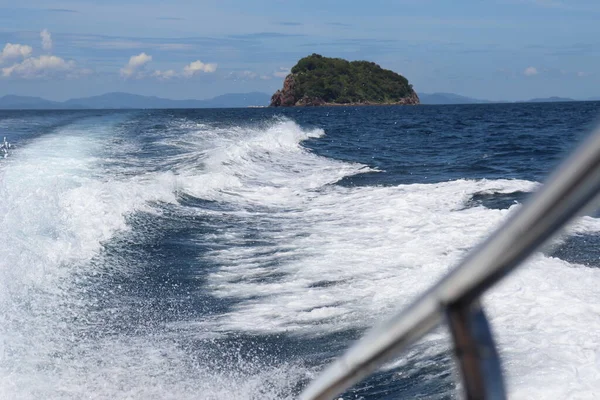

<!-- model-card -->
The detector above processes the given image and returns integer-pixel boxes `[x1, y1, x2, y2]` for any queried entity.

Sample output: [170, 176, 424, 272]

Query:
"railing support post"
[446, 302, 506, 400]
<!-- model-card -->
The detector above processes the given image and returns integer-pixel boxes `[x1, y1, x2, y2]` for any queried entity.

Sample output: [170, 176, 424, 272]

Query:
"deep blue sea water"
[1, 102, 600, 399]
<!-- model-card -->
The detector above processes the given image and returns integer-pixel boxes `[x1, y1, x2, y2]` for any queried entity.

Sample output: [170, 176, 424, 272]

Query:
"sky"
[0, 0, 599, 101]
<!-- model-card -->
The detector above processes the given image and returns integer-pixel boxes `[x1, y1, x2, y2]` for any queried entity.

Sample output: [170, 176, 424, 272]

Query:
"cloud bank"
[152, 69, 178, 79]
[524, 66, 538, 76]
[0, 44, 33, 64]
[1, 30, 86, 79]
[120, 53, 217, 79]
[2, 55, 77, 79]
[183, 60, 217, 76]
[41, 29, 52, 52]
[120, 52, 152, 78]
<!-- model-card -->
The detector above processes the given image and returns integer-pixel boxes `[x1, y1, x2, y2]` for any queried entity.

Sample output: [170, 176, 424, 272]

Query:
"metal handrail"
[300, 126, 600, 400]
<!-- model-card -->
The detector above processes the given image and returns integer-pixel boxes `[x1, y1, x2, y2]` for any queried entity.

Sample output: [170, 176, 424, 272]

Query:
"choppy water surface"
[1, 102, 600, 399]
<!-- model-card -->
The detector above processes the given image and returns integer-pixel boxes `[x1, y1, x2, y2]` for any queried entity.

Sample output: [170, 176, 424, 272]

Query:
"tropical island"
[270, 54, 419, 107]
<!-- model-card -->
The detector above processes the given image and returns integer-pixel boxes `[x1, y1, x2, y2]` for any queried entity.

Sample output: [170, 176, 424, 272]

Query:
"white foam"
[0, 121, 178, 286]
[487, 256, 600, 399]
[169, 118, 370, 205]
[172, 121, 600, 398]
[0, 116, 334, 400]
[203, 179, 531, 334]
[0, 332, 307, 400]
[0, 117, 182, 399]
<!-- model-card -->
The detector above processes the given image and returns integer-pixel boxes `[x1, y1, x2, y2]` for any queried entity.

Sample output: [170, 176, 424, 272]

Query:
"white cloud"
[0, 43, 33, 64]
[577, 71, 588, 78]
[239, 70, 258, 79]
[228, 70, 259, 80]
[120, 52, 152, 78]
[273, 67, 290, 78]
[0, 30, 89, 80]
[524, 66, 538, 76]
[2, 55, 77, 79]
[183, 60, 217, 77]
[41, 29, 52, 52]
[152, 69, 178, 79]
[119, 54, 216, 80]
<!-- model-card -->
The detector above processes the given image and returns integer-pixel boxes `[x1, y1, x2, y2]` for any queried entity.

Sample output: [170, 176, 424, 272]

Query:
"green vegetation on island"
[270, 54, 419, 106]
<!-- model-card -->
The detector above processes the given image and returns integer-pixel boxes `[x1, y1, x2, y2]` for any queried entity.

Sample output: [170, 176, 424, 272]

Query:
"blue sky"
[0, 0, 599, 101]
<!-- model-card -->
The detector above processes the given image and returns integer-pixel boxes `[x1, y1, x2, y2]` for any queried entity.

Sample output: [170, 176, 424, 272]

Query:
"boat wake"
[0, 112, 599, 399]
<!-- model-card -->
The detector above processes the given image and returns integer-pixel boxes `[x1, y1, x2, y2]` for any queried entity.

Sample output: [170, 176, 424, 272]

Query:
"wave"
[164, 118, 600, 399]
[164, 118, 372, 206]
[0, 116, 182, 399]
[164, 118, 600, 398]
[199, 171, 600, 398]
[0, 116, 356, 399]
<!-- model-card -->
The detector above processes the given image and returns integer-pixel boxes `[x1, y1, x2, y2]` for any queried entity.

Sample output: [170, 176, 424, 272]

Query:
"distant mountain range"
[418, 93, 492, 105]
[417, 92, 594, 105]
[0, 91, 597, 109]
[0, 92, 272, 110]
[523, 96, 576, 103]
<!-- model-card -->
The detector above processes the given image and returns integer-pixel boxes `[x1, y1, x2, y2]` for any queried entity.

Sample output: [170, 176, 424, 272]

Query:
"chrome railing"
[301, 126, 600, 400]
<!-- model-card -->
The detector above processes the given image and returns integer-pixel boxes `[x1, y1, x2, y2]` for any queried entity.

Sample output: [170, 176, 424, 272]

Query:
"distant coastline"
[417, 93, 591, 105]
[0, 92, 271, 110]
[0, 92, 596, 110]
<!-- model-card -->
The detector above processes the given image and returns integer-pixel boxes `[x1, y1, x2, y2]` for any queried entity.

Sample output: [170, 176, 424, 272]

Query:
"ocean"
[1, 102, 600, 399]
